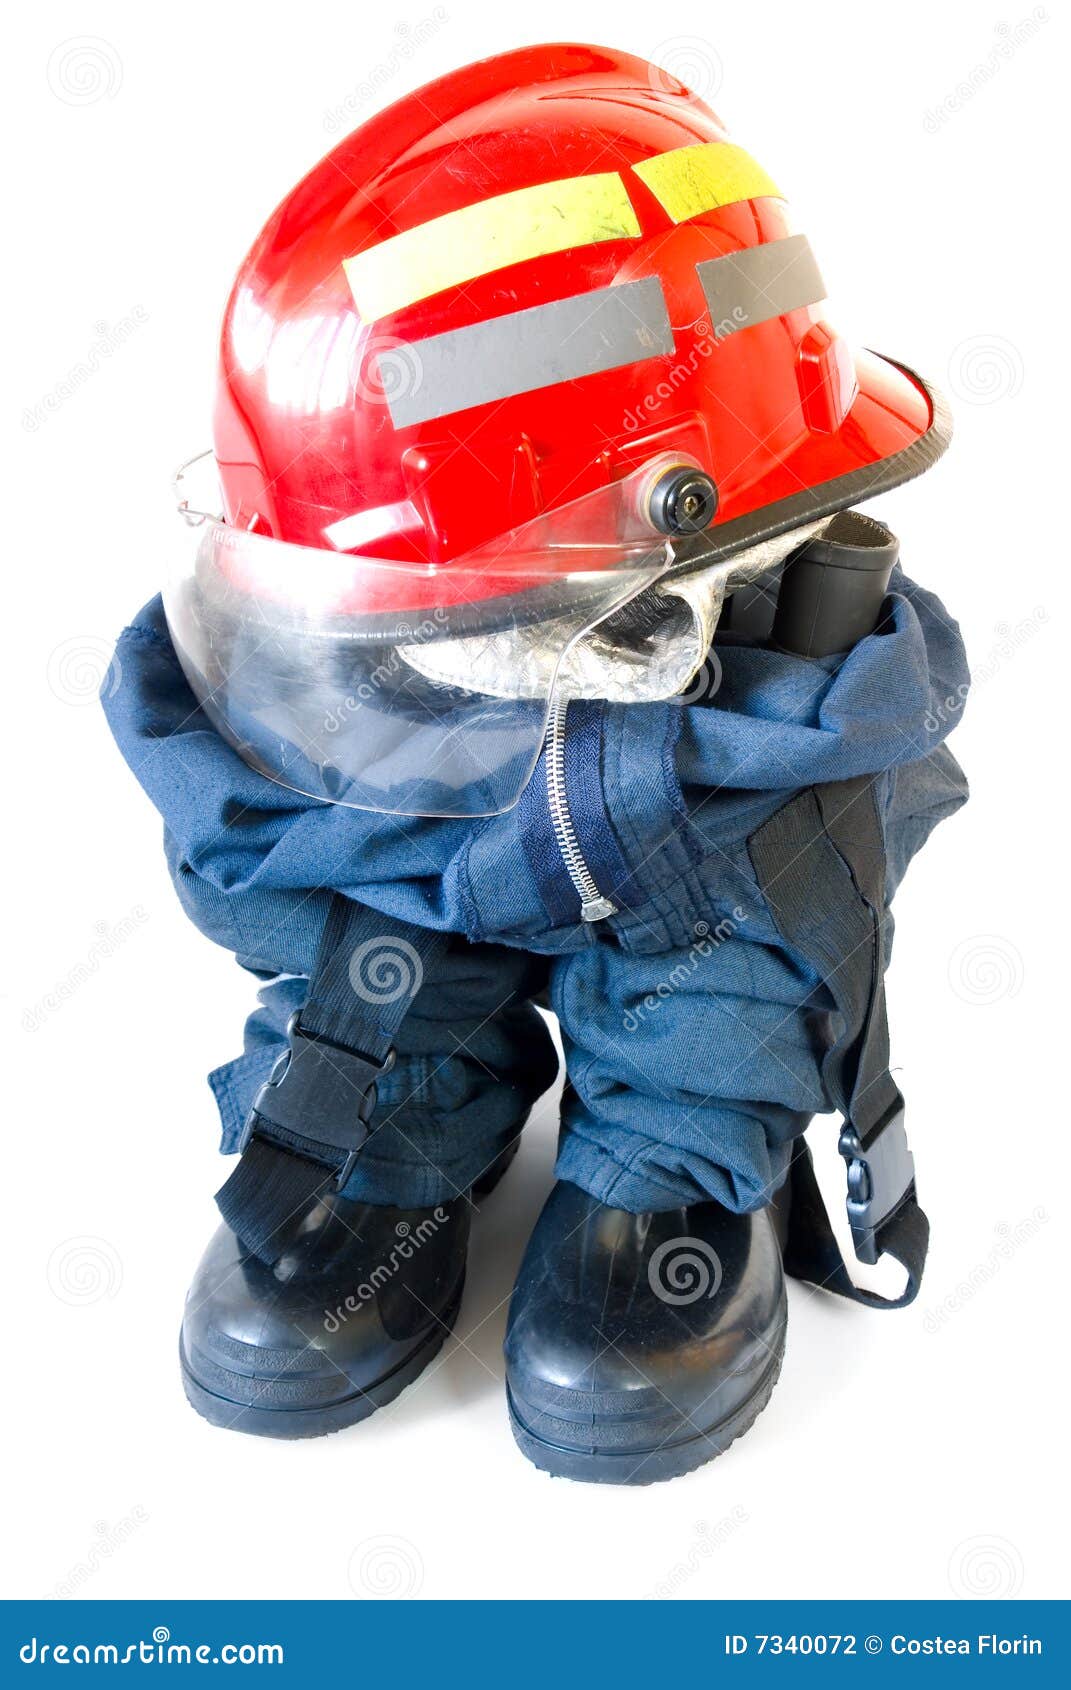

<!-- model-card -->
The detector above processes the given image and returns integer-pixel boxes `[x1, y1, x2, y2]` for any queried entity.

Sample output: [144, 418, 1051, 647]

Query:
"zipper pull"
[580, 895, 617, 923]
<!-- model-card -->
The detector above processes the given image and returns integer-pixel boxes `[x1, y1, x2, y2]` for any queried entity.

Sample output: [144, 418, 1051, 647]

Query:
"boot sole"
[506, 1329, 785, 1486]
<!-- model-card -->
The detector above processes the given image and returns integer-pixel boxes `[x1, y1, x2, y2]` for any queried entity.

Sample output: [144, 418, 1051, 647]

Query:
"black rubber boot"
[504, 1180, 787, 1484]
[180, 1145, 515, 1438]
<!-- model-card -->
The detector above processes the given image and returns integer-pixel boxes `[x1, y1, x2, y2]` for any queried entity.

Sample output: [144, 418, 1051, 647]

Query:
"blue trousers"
[103, 568, 968, 1213]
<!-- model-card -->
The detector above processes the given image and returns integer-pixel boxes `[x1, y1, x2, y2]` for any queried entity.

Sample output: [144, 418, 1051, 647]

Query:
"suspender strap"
[748, 775, 928, 1309]
[216, 897, 448, 1264]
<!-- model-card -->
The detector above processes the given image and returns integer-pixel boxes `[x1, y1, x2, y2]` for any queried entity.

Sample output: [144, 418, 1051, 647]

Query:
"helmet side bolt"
[646, 466, 719, 535]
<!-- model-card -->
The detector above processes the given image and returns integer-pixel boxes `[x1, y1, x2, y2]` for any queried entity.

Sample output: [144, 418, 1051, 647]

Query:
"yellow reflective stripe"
[632, 142, 782, 224]
[343, 173, 642, 323]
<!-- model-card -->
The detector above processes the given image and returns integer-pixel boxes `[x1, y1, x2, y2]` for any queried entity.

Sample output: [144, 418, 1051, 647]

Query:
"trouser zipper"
[545, 695, 618, 923]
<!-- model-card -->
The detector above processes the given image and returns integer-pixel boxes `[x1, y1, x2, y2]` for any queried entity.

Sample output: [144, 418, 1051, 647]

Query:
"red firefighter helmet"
[167, 41, 949, 818]
[212, 39, 946, 583]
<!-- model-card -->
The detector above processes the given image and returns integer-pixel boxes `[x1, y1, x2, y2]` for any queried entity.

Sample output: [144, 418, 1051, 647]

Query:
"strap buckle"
[838, 1100, 915, 1267]
[239, 1014, 396, 1191]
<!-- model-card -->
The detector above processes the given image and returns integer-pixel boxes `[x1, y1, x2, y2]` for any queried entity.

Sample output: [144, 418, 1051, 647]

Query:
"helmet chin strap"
[395, 517, 832, 704]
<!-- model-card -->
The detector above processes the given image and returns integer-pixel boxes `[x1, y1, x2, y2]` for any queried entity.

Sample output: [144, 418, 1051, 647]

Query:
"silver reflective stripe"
[696, 234, 826, 336]
[387, 277, 674, 429]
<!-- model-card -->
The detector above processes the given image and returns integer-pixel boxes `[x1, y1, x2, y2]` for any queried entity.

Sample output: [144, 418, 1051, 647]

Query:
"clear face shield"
[165, 454, 826, 818]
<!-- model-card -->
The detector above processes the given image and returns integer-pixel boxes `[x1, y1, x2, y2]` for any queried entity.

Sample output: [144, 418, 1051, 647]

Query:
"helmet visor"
[164, 457, 678, 817]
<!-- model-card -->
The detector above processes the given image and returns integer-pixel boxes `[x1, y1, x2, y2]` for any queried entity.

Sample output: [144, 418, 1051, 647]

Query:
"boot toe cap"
[180, 1198, 467, 1436]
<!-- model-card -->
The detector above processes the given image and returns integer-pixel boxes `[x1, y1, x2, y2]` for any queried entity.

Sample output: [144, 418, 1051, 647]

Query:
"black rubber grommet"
[646, 466, 719, 535]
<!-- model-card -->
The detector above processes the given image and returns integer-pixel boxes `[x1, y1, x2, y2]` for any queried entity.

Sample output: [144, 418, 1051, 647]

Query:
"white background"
[4, 0, 1065, 1602]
